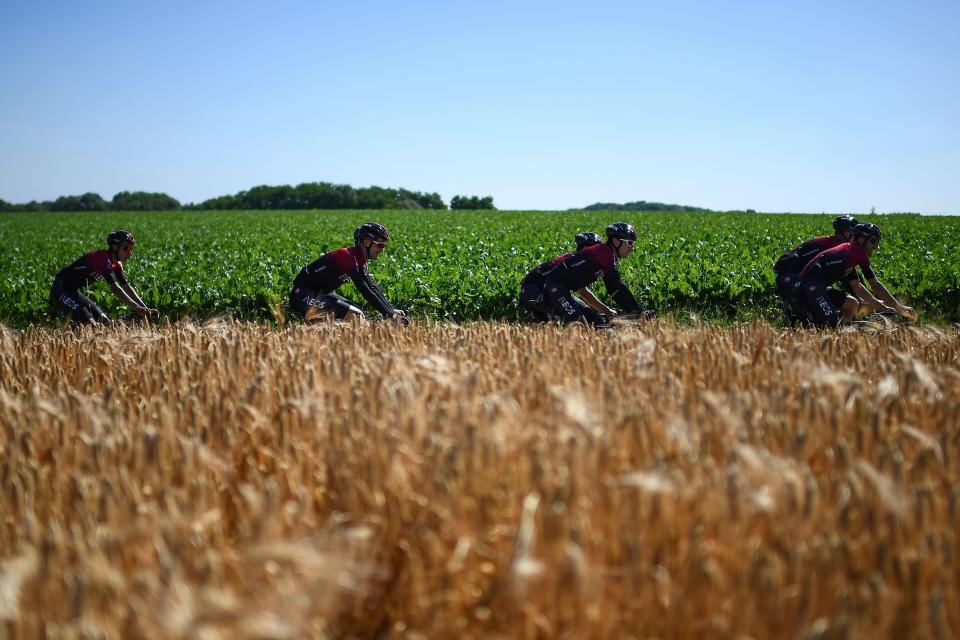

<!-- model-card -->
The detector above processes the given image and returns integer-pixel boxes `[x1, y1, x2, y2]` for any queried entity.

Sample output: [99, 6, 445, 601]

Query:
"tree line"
[1, 183, 497, 212]
[1, 191, 180, 212]
[582, 200, 712, 212]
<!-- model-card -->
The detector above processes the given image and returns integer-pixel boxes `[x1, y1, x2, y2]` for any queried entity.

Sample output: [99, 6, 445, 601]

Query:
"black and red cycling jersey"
[54, 250, 128, 291]
[774, 235, 845, 274]
[291, 246, 396, 315]
[799, 242, 875, 286]
[543, 243, 643, 312]
[521, 253, 571, 285]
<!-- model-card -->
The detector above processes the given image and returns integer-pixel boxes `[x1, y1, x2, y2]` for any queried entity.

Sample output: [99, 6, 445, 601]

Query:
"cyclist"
[794, 222, 916, 327]
[289, 222, 407, 323]
[542, 222, 655, 328]
[49, 229, 159, 326]
[519, 232, 615, 322]
[774, 215, 858, 324]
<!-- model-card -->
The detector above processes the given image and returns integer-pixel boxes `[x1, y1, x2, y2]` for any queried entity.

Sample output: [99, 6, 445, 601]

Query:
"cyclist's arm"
[602, 269, 643, 313]
[866, 276, 915, 319]
[108, 281, 149, 314]
[849, 278, 895, 314]
[120, 282, 159, 317]
[119, 280, 145, 307]
[350, 269, 398, 316]
[577, 287, 616, 317]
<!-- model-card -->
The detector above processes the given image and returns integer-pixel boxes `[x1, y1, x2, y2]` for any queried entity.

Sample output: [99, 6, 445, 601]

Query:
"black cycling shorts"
[799, 280, 850, 328]
[49, 279, 109, 325]
[518, 276, 551, 321]
[543, 279, 603, 327]
[289, 287, 355, 321]
[774, 271, 800, 299]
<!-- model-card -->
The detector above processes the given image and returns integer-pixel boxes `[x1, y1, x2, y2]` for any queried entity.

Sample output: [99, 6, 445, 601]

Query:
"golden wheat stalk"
[0, 320, 957, 638]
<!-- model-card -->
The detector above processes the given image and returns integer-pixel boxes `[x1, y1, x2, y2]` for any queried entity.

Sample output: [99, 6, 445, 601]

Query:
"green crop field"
[1, 210, 958, 326]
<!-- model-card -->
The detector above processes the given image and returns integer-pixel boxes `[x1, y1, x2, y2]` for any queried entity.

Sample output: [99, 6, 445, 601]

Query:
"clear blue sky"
[2, 0, 958, 212]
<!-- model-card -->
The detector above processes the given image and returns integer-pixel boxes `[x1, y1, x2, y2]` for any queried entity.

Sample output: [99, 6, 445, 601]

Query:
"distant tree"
[397, 189, 446, 209]
[188, 181, 451, 210]
[294, 182, 355, 209]
[291, 182, 321, 208]
[355, 186, 396, 209]
[236, 185, 297, 209]
[15, 200, 52, 212]
[582, 202, 621, 211]
[425, 193, 446, 209]
[266, 185, 296, 209]
[50, 195, 80, 211]
[51, 192, 108, 212]
[323, 183, 357, 208]
[450, 195, 495, 210]
[0, 198, 11, 212]
[582, 200, 711, 212]
[83, 193, 108, 211]
[197, 194, 239, 210]
[111, 191, 181, 211]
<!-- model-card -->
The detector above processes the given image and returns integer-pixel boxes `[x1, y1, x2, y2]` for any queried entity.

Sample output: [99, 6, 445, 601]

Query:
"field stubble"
[1, 320, 959, 638]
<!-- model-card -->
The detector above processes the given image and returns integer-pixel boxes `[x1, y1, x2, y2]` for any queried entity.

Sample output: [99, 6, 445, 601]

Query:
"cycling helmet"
[107, 229, 135, 247]
[852, 223, 882, 241]
[575, 232, 603, 251]
[605, 222, 638, 241]
[354, 222, 389, 244]
[832, 215, 858, 234]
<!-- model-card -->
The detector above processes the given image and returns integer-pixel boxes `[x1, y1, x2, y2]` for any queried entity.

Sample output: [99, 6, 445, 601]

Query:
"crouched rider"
[794, 222, 916, 327]
[774, 215, 858, 324]
[542, 222, 655, 328]
[289, 222, 407, 323]
[519, 231, 615, 322]
[49, 229, 159, 326]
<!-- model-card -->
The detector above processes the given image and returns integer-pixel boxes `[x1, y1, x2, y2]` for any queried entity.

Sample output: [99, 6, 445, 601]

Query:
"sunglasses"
[620, 239, 634, 247]
[371, 240, 386, 249]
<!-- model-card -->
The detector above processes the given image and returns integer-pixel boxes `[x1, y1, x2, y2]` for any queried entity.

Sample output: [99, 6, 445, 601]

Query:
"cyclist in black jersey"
[289, 223, 408, 324]
[519, 232, 615, 322]
[795, 223, 916, 327]
[49, 229, 159, 326]
[542, 222, 655, 328]
[774, 215, 858, 325]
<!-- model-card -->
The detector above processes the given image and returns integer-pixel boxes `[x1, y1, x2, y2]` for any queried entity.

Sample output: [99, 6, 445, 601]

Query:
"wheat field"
[1, 319, 958, 639]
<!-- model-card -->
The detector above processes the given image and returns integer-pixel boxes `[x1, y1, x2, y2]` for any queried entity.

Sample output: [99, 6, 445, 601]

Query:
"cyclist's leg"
[546, 282, 604, 327]
[290, 287, 332, 323]
[775, 271, 798, 300]
[828, 289, 860, 322]
[776, 271, 804, 325]
[519, 280, 551, 322]
[76, 292, 110, 324]
[50, 282, 98, 326]
[322, 294, 363, 321]
[801, 281, 841, 328]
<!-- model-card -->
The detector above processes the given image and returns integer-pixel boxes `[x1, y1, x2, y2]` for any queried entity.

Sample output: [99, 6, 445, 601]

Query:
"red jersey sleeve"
[586, 243, 616, 272]
[328, 247, 360, 276]
[854, 247, 875, 280]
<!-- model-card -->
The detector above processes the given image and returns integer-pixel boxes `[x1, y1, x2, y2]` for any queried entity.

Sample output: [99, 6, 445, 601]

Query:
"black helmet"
[832, 215, 858, 234]
[605, 222, 637, 241]
[574, 232, 603, 251]
[852, 222, 882, 241]
[354, 222, 389, 244]
[107, 229, 135, 247]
